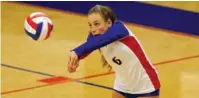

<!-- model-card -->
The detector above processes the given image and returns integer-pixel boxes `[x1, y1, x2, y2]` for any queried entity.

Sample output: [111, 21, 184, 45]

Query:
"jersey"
[73, 21, 160, 94]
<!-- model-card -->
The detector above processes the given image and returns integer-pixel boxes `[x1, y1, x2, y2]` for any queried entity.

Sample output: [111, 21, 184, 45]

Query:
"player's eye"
[94, 23, 99, 27]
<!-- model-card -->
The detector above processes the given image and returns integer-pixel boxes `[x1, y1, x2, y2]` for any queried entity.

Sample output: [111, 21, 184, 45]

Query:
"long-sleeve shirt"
[73, 21, 129, 59]
[72, 21, 160, 94]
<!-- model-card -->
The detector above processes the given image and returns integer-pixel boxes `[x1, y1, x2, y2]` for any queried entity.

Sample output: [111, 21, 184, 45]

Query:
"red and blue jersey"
[73, 21, 160, 94]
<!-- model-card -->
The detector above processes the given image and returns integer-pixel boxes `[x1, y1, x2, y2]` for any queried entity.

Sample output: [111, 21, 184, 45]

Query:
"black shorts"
[115, 89, 160, 98]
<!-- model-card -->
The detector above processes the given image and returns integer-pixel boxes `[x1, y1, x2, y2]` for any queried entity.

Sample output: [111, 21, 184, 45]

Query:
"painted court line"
[2, 54, 199, 95]
[76, 80, 113, 90]
[1, 64, 55, 77]
[1, 84, 52, 95]
[153, 54, 199, 65]
[38, 76, 72, 84]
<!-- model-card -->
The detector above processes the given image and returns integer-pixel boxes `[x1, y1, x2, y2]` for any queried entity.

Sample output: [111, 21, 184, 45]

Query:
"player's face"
[88, 13, 112, 36]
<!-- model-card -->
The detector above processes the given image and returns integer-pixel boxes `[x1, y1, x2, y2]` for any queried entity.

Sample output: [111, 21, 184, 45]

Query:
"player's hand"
[67, 51, 79, 73]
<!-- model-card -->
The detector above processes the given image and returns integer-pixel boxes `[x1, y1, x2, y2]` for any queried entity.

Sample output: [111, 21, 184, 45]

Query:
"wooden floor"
[1, 1, 199, 98]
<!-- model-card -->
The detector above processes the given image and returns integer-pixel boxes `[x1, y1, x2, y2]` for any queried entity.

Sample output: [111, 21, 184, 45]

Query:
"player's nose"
[91, 29, 97, 35]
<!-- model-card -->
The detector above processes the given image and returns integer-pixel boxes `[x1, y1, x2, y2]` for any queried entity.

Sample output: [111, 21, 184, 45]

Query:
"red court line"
[1, 84, 52, 95]
[153, 54, 199, 65]
[1, 73, 114, 95]
[9, 2, 199, 39]
[2, 54, 199, 95]
[38, 76, 72, 84]
[1, 78, 74, 95]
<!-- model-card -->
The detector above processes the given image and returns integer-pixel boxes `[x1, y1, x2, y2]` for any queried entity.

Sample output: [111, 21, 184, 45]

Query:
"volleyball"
[24, 12, 53, 41]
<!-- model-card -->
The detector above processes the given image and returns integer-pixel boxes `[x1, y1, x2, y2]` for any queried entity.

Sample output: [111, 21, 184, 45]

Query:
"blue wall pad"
[22, 1, 199, 36]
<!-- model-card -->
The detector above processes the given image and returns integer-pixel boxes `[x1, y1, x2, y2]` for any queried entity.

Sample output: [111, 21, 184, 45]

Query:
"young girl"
[67, 5, 160, 98]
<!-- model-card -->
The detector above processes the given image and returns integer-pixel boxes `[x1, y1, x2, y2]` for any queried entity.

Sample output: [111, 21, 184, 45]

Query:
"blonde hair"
[88, 5, 117, 24]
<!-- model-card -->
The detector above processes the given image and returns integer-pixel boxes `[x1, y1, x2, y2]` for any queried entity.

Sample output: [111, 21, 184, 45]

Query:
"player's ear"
[107, 19, 112, 27]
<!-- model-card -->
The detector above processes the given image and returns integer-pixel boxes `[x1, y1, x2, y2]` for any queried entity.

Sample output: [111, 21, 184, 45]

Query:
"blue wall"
[23, 1, 199, 36]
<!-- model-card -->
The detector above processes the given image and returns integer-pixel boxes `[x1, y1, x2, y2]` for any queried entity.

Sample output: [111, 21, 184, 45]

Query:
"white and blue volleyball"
[24, 12, 53, 41]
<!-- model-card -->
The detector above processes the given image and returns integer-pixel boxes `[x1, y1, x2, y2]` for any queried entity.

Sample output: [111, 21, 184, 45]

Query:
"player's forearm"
[73, 21, 129, 59]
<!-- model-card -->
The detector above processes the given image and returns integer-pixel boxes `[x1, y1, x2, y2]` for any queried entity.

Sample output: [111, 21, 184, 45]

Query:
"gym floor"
[1, 1, 199, 98]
